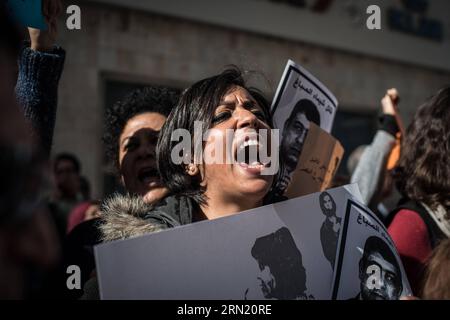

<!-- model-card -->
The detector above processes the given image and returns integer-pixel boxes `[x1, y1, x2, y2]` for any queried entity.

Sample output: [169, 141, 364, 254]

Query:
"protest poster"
[271, 59, 338, 134]
[332, 200, 412, 300]
[5, 0, 47, 30]
[271, 60, 339, 195]
[95, 185, 409, 300]
[285, 123, 344, 199]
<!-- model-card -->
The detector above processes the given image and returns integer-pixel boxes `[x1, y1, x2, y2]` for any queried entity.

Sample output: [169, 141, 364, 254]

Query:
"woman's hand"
[381, 88, 399, 115]
[29, 0, 62, 52]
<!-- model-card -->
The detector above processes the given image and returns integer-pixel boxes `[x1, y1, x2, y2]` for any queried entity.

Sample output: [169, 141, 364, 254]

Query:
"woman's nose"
[236, 108, 258, 129]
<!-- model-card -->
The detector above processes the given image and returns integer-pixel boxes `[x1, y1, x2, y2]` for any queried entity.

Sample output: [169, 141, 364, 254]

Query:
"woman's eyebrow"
[218, 101, 236, 108]
[218, 99, 257, 109]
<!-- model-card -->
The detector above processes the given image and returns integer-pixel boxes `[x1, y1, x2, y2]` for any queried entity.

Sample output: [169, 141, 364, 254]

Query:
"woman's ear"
[185, 163, 199, 176]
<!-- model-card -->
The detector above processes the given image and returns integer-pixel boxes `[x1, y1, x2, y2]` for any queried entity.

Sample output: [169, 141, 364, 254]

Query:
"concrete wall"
[90, 0, 450, 72]
[54, 1, 450, 198]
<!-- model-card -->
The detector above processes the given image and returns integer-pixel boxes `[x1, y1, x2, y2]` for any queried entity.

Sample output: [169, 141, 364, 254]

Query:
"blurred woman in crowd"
[387, 87, 450, 295]
[58, 87, 180, 299]
[103, 87, 179, 205]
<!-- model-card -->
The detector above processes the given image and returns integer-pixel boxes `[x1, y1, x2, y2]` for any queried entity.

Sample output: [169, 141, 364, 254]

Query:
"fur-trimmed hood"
[100, 194, 195, 242]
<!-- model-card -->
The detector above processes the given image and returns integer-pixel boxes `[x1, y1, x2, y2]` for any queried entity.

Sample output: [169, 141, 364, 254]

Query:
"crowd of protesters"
[0, 0, 449, 300]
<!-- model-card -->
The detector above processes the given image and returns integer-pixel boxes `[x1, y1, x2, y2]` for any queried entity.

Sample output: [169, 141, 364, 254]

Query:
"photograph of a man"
[319, 191, 341, 269]
[247, 227, 313, 300]
[357, 236, 403, 300]
[278, 99, 321, 193]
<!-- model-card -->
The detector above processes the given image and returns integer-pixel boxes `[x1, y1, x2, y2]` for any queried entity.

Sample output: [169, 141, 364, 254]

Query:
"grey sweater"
[350, 130, 396, 206]
[350, 111, 401, 213]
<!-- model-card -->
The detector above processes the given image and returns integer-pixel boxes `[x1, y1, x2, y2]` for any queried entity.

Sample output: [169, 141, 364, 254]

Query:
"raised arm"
[15, 0, 65, 156]
[350, 89, 400, 207]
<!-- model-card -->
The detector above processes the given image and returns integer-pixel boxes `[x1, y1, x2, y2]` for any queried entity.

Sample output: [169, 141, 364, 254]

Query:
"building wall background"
[54, 1, 450, 198]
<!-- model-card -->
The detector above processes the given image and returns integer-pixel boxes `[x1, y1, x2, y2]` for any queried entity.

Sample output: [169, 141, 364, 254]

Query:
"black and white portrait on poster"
[356, 236, 404, 300]
[271, 60, 338, 194]
[319, 191, 342, 270]
[245, 227, 315, 300]
[331, 200, 412, 300]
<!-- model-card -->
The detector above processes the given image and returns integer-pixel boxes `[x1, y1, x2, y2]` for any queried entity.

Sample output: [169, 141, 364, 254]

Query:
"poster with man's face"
[331, 200, 412, 300]
[271, 60, 339, 195]
[271, 60, 338, 135]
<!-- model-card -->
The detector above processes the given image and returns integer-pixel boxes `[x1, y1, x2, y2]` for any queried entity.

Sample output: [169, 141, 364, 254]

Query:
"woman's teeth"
[237, 138, 259, 164]
[239, 138, 259, 149]
[248, 161, 265, 168]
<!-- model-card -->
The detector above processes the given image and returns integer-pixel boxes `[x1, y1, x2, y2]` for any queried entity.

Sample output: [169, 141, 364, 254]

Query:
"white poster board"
[95, 185, 410, 300]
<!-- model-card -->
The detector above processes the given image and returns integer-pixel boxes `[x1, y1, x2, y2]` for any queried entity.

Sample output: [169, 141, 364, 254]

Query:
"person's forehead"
[367, 252, 397, 274]
[222, 86, 254, 101]
[290, 110, 308, 123]
[219, 86, 267, 115]
[126, 112, 166, 130]
[121, 112, 166, 140]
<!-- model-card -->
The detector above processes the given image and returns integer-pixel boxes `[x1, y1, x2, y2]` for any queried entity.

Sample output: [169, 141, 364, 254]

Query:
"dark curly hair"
[103, 86, 180, 171]
[394, 86, 450, 214]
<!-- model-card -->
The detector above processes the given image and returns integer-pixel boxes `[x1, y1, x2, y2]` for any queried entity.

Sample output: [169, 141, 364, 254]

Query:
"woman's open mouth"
[137, 167, 163, 188]
[233, 133, 270, 174]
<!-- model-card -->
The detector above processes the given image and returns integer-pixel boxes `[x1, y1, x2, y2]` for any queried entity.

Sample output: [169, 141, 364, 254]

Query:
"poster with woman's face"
[331, 200, 412, 300]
